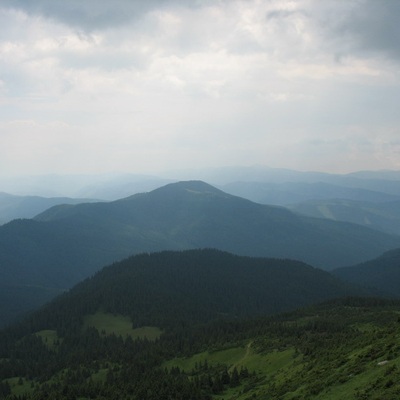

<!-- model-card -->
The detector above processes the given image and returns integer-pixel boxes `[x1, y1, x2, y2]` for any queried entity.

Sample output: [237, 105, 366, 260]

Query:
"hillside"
[0, 180, 399, 327]
[289, 198, 400, 235]
[0, 250, 398, 400]
[333, 248, 400, 297]
[20, 249, 363, 329]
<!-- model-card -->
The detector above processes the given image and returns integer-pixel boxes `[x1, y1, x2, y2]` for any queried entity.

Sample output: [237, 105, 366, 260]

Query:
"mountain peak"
[159, 180, 220, 191]
[151, 180, 226, 196]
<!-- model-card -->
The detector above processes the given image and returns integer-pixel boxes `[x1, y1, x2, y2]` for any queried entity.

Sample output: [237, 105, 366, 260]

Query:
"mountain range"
[1, 169, 400, 398]
[0, 174, 172, 200]
[220, 181, 399, 206]
[33, 180, 399, 270]
[0, 180, 398, 327]
[3, 167, 400, 200]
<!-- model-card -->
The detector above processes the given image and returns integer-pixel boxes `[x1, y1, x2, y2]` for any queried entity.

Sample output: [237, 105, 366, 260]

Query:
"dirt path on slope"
[231, 340, 253, 371]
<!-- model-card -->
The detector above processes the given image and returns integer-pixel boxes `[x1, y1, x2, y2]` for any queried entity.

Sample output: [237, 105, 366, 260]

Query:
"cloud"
[334, 0, 400, 60]
[0, 0, 399, 176]
[298, 0, 400, 63]
[261, 0, 400, 64]
[0, 0, 199, 31]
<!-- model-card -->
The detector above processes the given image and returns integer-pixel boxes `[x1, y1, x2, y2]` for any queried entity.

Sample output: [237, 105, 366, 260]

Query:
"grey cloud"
[1, 0, 198, 31]
[266, 9, 306, 20]
[330, 0, 400, 60]
[263, 0, 400, 62]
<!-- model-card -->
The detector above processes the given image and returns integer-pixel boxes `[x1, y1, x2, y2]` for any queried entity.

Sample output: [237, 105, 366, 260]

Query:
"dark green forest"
[334, 248, 400, 297]
[9, 249, 363, 332]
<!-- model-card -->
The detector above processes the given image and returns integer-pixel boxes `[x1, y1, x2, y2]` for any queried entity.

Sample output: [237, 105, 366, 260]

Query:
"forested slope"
[0, 250, 400, 400]
[334, 248, 400, 297]
[19, 249, 365, 330]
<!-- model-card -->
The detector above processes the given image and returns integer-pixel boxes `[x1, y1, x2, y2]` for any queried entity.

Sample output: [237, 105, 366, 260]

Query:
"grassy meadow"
[83, 312, 162, 340]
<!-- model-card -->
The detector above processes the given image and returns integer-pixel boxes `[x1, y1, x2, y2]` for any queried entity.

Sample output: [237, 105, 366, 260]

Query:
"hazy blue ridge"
[0, 192, 97, 225]
[289, 198, 400, 235]
[220, 181, 399, 206]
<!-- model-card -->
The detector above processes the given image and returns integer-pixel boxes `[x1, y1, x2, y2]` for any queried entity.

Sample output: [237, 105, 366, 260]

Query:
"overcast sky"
[1, 0, 400, 176]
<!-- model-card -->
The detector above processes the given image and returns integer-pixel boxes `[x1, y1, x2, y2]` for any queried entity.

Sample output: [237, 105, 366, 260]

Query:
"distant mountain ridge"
[220, 181, 398, 206]
[289, 199, 400, 235]
[3, 167, 400, 199]
[0, 173, 172, 200]
[0, 180, 399, 327]
[0, 192, 96, 225]
[35, 180, 400, 270]
[170, 166, 400, 196]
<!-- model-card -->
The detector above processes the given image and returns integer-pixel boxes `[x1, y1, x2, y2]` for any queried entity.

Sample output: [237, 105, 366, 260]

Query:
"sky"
[1, 0, 400, 176]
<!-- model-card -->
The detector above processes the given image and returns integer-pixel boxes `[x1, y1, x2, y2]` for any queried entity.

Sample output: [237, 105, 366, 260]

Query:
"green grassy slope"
[83, 312, 162, 340]
[166, 298, 400, 400]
